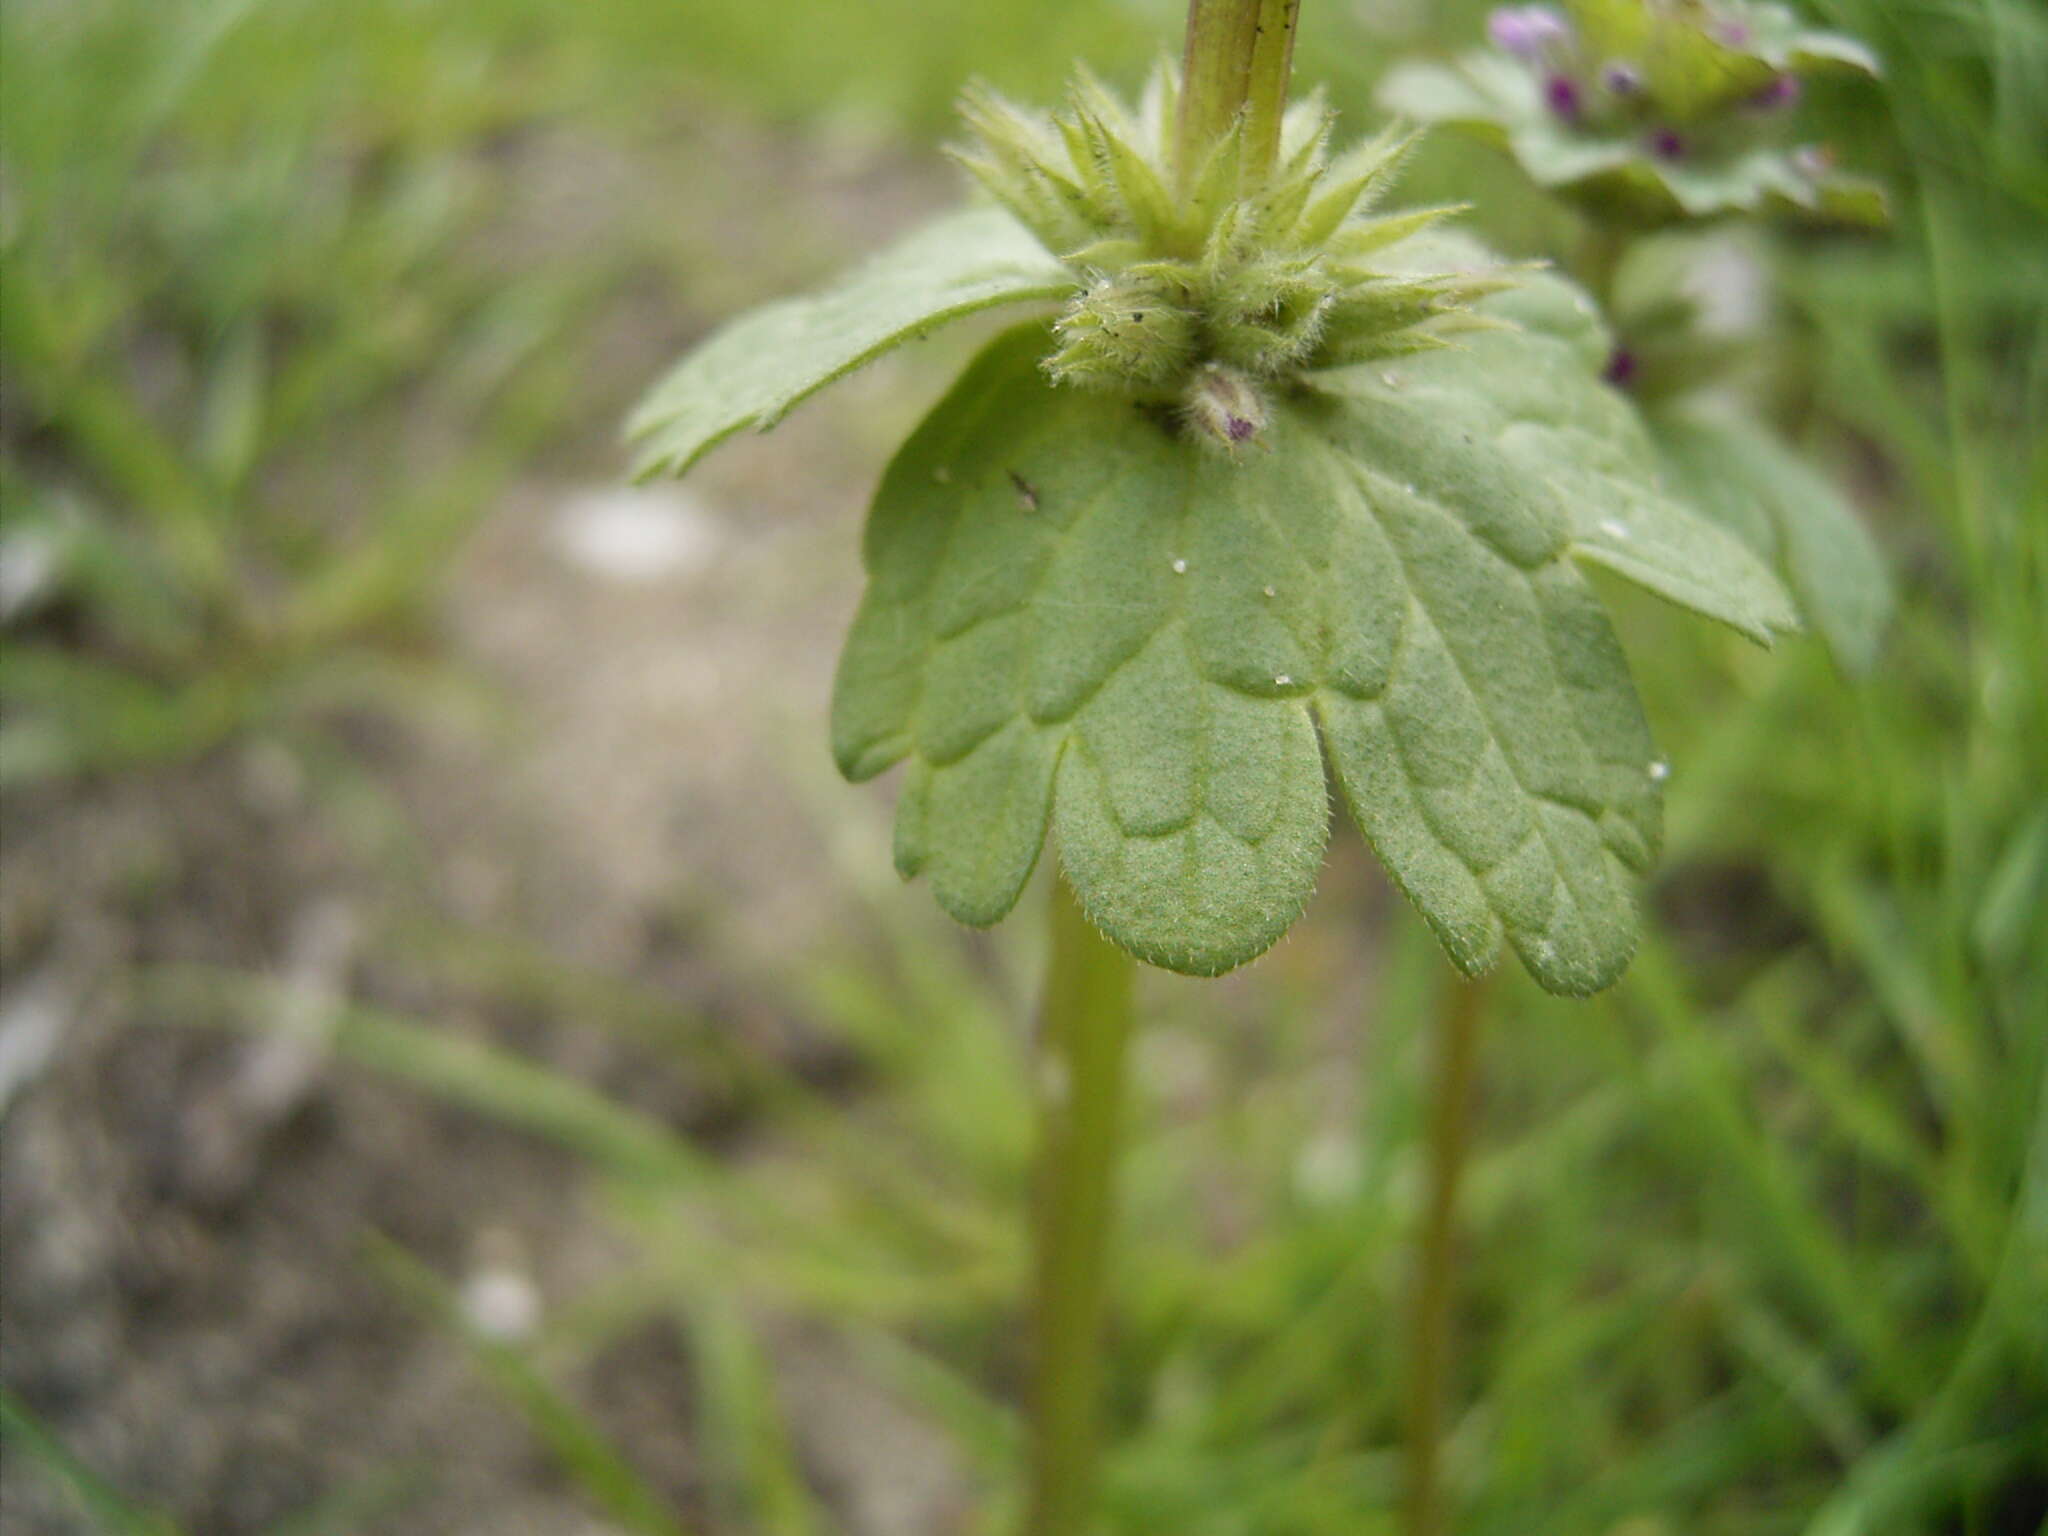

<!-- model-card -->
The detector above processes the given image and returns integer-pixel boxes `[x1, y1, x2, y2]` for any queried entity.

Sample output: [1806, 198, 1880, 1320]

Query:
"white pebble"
[0, 970, 70, 1115]
[551, 485, 717, 584]
[0, 526, 62, 622]
[461, 1267, 542, 1343]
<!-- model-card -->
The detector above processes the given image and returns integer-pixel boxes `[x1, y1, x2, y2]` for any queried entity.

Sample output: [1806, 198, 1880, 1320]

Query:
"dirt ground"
[0, 114, 991, 1536]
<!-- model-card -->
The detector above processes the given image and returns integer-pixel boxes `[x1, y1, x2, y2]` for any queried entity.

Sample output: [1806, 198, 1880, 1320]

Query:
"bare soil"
[1, 109, 984, 1536]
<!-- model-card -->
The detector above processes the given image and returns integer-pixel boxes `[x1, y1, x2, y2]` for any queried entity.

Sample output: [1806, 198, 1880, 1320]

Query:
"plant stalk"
[1405, 974, 1487, 1536]
[1572, 223, 1628, 308]
[1177, 0, 1302, 192]
[1024, 876, 1137, 1536]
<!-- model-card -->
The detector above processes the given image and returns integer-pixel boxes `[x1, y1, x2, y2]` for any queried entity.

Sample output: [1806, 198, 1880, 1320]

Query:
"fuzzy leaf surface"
[1368, 265, 1800, 642]
[1651, 400, 1892, 670]
[834, 325, 1667, 992]
[627, 207, 1072, 480]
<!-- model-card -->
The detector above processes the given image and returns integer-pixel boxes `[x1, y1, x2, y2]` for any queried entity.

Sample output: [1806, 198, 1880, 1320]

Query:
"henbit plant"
[628, 66, 1806, 995]
[626, 0, 1878, 1526]
[1380, 0, 1896, 672]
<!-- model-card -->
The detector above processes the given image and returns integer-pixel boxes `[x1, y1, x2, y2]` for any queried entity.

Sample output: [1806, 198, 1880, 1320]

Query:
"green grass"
[3, 0, 2044, 1532]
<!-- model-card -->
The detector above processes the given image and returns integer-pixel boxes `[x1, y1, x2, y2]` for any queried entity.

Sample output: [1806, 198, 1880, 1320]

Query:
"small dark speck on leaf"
[1008, 470, 1040, 511]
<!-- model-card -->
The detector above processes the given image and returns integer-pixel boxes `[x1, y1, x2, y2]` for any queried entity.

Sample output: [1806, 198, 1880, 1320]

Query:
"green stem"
[1405, 974, 1487, 1536]
[1177, 0, 1302, 192]
[1571, 223, 1628, 310]
[1024, 876, 1137, 1536]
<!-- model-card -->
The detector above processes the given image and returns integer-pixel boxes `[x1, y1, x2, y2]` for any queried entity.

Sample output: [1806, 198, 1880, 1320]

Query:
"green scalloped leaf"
[834, 324, 1667, 993]
[1787, 171, 1890, 231]
[1353, 267, 1800, 643]
[627, 206, 1072, 481]
[1376, 57, 1525, 148]
[1741, 6, 1882, 79]
[1651, 400, 1892, 671]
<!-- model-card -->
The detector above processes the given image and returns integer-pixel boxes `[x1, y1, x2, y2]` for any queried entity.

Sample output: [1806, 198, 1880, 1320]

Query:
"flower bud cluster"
[1383, 0, 1884, 229]
[1493, 0, 1848, 149]
[952, 65, 1511, 448]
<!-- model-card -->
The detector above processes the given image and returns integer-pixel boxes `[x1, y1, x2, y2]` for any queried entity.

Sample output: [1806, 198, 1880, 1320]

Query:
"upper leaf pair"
[1379, 0, 1886, 228]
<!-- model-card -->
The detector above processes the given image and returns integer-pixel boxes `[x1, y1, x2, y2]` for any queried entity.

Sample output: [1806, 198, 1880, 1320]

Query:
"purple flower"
[1545, 73, 1584, 121]
[1600, 61, 1644, 97]
[1649, 128, 1687, 160]
[1488, 5, 1571, 59]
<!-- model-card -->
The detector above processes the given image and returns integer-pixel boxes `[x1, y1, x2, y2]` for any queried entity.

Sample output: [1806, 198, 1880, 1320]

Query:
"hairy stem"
[1405, 974, 1487, 1536]
[1241, 0, 1301, 185]
[1024, 876, 1137, 1536]
[1177, 0, 1302, 192]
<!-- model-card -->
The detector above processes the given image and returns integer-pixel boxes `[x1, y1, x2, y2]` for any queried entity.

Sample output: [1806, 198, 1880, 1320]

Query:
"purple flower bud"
[1649, 128, 1687, 160]
[1183, 365, 1268, 451]
[1488, 5, 1570, 59]
[1602, 347, 1638, 387]
[1600, 61, 1644, 97]
[1545, 73, 1584, 121]
[1747, 73, 1801, 110]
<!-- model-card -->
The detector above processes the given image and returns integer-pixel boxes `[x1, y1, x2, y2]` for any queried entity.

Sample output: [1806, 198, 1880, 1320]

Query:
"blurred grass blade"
[840, 1322, 1020, 1476]
[682, 1296, 823, 1534]
[149, 965, 980, 1314]
[0, 259, 234, 603]
[1973, 802, 2048, 972]
[362, 1235, 693, 1536]
[146, 966, 712, 1186]
[1722, 1301, 1874, 1463]
[0, 1387, 182, 1536]
[1622, 938, 1928, 1407]
[255, 1464, 428, 1536]
[0, 646, 253, 785]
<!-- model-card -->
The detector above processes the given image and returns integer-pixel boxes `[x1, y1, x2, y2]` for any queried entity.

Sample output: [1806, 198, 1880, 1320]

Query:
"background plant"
[1382, 0, 1899, 671]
